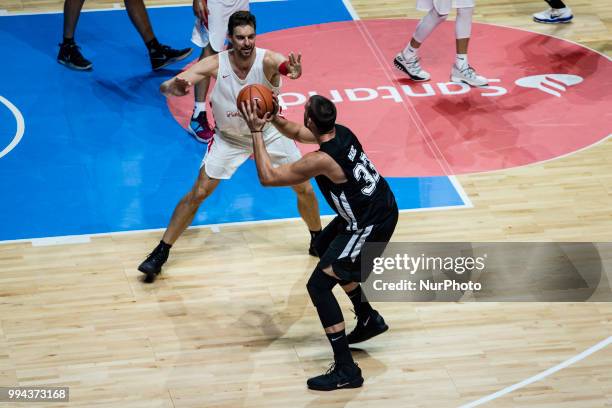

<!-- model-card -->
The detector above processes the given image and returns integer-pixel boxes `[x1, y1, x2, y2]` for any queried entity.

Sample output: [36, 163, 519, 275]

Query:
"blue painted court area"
[0, 0, 466, 242]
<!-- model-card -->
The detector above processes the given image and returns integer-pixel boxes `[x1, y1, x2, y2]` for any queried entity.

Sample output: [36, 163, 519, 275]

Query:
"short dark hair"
[307, 95, 337, 133]
[228, 10, 256, 36]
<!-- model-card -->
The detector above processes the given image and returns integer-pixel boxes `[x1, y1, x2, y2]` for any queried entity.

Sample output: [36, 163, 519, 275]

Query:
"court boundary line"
[458, 336, 612, 408]
[0, 204, 470, 246]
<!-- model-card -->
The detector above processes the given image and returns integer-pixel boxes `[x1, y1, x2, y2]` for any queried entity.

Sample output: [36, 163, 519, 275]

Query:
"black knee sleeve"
[306, 267, 344, 328]
[307, 267, 337, 306]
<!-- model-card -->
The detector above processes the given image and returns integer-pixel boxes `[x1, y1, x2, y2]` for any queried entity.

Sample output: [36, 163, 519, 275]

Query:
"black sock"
[309, 229, 321, 240]
[546, 0, 566, 9]
[158, 240, 172, 252]
[62, 37, 75, 46]
[346, 285, 373, 319]
[326, 330, 353, 365]
[146, 37, 161, 53]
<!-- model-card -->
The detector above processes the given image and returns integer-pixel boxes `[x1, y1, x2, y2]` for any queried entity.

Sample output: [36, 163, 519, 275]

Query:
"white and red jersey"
[210, 47, 280, 145]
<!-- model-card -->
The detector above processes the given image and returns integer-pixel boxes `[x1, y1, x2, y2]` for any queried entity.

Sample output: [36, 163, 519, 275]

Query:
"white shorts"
[191, 0, 250, 51]
[202, 129, 302, 180]
[417, 0, 475, 15]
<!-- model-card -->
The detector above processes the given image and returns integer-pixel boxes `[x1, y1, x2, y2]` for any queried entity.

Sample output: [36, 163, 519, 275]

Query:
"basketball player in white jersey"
[189, 0, 250, 143]
[138, 10, 322, 283]
[394, 0, 488, 87]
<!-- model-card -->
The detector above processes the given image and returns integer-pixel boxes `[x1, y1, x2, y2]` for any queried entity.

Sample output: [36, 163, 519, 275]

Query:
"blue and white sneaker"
[188, 111, 214, 143]
[533, 7, 573, 24]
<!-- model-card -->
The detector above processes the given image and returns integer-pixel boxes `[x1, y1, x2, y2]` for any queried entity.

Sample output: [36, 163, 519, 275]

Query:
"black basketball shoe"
[57, 42, 93, 71]
[149, 44, 193, 71]
[307, 362, 363, 391]
[347, 310, 388, 344]
[308, 239, 319, 257]
[308, 230, 321, 257]
[138, 242, 170, 283]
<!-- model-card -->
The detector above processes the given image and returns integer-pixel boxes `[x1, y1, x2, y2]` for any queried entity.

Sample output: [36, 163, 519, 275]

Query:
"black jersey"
[315, 124, 397, 231]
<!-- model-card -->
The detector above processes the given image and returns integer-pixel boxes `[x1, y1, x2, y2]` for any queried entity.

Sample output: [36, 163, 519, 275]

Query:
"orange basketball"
[236, 84, 275, 118]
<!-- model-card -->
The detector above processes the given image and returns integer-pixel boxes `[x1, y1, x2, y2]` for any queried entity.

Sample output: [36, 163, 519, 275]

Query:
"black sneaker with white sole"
[307, 362, 364, 391]
[347, 310, 388, 344]
[149, 44, 193, 71]
[57, 42, 93, 71]
[138, 242, 170, 283]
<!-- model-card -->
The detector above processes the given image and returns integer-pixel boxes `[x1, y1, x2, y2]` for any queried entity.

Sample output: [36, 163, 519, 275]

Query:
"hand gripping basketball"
[239, 99, 273, 133]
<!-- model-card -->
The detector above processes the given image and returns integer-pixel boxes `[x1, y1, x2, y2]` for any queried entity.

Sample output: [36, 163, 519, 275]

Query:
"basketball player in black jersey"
[240, 95, 398, 391]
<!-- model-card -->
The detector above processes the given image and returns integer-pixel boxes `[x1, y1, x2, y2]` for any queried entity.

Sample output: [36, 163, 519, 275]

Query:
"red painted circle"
[168, 19, 611, 177]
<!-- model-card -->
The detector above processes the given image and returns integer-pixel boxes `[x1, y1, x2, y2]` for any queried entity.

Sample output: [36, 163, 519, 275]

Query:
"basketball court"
[0, 0, 610, 406]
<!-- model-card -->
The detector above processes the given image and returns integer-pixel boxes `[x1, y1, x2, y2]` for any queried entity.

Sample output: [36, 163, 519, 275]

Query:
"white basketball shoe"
[533, 7, 573, 24]
[393, 53, 431, 81]
[450, 65, 488, 87]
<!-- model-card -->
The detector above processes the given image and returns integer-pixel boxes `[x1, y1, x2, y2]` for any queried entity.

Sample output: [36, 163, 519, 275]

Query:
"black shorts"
[314, 209, 398, 282]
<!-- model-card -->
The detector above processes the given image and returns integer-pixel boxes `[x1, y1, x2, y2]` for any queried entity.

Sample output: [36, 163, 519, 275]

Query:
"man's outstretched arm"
[160, 53, 219, 96]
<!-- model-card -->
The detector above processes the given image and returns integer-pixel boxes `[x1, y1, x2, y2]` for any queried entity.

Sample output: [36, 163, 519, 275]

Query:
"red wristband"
[278, 61, 289, 76]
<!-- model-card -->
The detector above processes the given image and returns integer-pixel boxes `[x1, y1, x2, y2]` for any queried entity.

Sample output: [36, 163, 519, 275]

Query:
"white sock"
[402, 44, 418, 60]
[193, 102, 207, 117]
[455, 54, 468, 69]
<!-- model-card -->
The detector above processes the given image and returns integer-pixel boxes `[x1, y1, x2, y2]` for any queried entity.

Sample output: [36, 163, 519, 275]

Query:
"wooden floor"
[1, 1, 611, 407]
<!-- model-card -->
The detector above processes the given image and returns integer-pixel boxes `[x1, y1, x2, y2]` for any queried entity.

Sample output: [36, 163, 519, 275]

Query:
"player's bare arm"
[160, 54, 220, 97]
[240, 100, 328, 186]
[257, 147, 328, 187]
[271, 115, 318, 144]
[264, 50, 302, 85]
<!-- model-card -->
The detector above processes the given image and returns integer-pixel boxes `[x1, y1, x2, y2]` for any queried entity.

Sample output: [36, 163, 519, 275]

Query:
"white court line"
[0, 95, 25, 160]
[0, 204, 469, 246]
[448, 175, 473, 208]
[458, 336, 612, 408]
[32, 235, 91, 247]
[340, 0, 360, 20]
